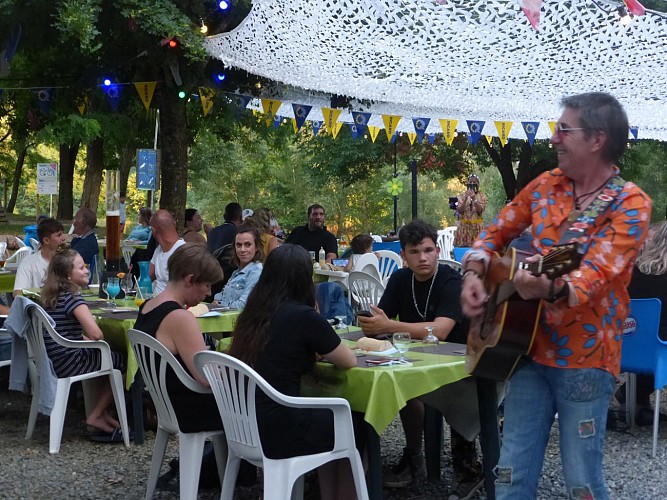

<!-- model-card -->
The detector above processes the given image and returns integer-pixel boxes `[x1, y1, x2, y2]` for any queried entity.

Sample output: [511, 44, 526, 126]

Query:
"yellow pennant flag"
[382, 114, 402, 142]
[261, 98, 282, 125]
[198, 87, 216, 117]
[485, 135, 493, 146]
[331, 121, 344, 139]
[495, 121, 513, 147]
[368, 125, 381, 143]
[439, 119, 459, 146]
[134, 82, 157, 111]
[321, 107, 342, 134]
[292, 118, 299, 134]
[548, 121, 558, 136]
[407, 132, 417, 145]
[75, 95, 88, 116]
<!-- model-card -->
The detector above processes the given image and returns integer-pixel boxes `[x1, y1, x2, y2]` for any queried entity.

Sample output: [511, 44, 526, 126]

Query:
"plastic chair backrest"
[621, 298, 664, 383]
[452, 246, 472, 263]
[348, 271, 385, 310]
[128, 329, 211, 435]
[29, 238, 40, 252]
[439, 258, 462, 274]
[376, 250, 402, 284]
[352, 253, 381, 282]
[437, 227, 457, 260]
[6, 246, 31, 268]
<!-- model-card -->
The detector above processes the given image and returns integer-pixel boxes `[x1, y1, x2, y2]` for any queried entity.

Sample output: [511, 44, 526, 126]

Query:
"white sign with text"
[37, 162, 58, 195]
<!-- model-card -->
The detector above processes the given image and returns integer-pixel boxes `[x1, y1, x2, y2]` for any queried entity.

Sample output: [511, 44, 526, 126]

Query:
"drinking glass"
[101, 281, 111, 308]
[423, 326, 439, 350]
[393, 332, 411, 363]
[106, 277, 121, 307]
[335, 315, 348, 334]
[0, 248, 7, 271]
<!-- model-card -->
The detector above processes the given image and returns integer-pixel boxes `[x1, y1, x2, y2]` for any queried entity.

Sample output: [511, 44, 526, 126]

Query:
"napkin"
[367, 346, 399, 356]
[187, 303, 210, 317]
[198, 311, 221, 318]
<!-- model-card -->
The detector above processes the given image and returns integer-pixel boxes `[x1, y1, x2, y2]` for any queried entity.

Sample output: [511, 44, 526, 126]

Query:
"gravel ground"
[1, 368, 666, 499]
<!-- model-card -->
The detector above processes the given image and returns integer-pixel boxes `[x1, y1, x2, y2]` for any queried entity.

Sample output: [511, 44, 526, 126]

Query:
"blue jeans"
[495, 360, 615, 500]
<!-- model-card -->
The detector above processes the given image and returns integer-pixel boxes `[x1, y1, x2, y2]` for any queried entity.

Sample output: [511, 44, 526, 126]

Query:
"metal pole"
[411, 159, 417, 219]
[393, 140, 398, 233]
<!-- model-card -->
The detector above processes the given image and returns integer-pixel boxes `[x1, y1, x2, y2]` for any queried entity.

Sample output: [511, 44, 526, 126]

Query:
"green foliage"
[620, 140, 667, 221]
[37, 114, 101, 145]
[54, 0, 103, 53]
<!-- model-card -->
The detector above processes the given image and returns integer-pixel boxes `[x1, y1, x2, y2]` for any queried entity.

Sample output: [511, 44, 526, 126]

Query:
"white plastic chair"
[351, 252, 382, 282]
[195, 350, 369, 500]
[25, 303, 130, 454]
[370, 234, 382, 243]
[437, 227, 457, 260]
[121, 246, 133, 267]
[14, 236, 27, 249]
[5, 246, 31, 269]
[376, 250, 402, 285]
[128, 329, 227, 500]
[438, 258, 462, 274]
[348, 271, 385, 311]
[29, 238, 40, 252]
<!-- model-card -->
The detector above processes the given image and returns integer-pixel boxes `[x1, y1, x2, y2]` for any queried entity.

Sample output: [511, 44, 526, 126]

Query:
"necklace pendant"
[568, 210, 581, 223]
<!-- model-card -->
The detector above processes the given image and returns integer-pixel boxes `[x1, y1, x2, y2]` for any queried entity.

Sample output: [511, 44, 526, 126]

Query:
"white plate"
[367, 346, 399, 356]
[199, 311, 221, 318]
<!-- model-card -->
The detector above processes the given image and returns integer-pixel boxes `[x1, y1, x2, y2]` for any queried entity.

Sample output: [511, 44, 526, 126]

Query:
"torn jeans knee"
[494, 466, 512, 485]
[578, 419, 596, 438]
[571, 484, 594, 499]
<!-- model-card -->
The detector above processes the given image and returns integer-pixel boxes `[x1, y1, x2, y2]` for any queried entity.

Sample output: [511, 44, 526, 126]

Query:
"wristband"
[462, 269, 482, 280]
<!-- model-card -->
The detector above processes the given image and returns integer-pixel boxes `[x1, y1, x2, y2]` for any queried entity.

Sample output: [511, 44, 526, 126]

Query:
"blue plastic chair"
[452, 247, 472, 263]
[620, 298, 665, 457]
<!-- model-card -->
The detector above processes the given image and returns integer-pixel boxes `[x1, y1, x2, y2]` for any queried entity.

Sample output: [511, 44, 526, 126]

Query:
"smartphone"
[356, 310, 373, 318]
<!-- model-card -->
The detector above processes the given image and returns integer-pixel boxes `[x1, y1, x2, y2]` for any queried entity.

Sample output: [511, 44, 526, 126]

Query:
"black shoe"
[383, 447, 426, 489]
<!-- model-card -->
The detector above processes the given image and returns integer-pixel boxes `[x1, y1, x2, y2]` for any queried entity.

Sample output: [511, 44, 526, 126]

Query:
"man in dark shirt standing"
[285, 204, 338, 263]
[207, 202, 243, 253]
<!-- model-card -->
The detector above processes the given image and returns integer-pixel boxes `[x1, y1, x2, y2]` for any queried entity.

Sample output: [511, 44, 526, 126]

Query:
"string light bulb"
[200, 21, 209, 34]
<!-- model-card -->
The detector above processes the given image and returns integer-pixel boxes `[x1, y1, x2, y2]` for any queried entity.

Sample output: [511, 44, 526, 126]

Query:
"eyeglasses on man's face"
[554, 123, 587, 139]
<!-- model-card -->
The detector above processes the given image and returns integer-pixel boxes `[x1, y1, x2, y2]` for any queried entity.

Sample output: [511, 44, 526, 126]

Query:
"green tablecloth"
[0, 270, 17, 293]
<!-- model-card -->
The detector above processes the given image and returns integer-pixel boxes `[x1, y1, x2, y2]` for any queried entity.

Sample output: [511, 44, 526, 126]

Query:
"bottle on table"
[318, 247, 326, 268]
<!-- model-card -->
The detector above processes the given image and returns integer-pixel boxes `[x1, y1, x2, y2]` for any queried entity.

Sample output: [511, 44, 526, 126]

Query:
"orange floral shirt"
[473, 168, 651, 376]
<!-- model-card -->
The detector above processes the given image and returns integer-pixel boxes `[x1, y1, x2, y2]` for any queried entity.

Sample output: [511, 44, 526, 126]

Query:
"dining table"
[0, 269, 17, 302]
[313, 268, 349, 289]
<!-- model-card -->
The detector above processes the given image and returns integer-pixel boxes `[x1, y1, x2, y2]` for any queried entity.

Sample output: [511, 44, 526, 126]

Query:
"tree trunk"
[483, 140, 516, 202]
[8, 144, 31, 214]
[157, 84, 188, 231]
[57, 141, 80, 220]
[81, 137, 104, 211]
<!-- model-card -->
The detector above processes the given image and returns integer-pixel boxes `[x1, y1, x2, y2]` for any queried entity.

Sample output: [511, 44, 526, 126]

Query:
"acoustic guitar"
[465, 244, 583, 381]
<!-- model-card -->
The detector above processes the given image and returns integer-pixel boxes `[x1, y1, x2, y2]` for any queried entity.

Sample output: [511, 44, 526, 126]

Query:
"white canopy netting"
[205, 0, 667, 140]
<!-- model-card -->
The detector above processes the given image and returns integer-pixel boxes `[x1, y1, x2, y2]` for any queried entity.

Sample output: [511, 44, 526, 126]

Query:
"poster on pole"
[136, 149, 157, 190]
[37, 162, 58, 195]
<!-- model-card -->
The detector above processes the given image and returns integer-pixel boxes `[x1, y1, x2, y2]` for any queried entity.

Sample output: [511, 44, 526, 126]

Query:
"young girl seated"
[342, 234, 379, 274]
[40, 245, 126, 435]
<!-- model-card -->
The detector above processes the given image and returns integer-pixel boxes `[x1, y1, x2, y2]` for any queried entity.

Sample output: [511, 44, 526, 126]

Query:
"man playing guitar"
[461, 92, 651, 499]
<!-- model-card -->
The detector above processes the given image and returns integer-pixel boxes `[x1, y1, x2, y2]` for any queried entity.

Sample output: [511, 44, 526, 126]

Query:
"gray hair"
[636, 221, 667, 276]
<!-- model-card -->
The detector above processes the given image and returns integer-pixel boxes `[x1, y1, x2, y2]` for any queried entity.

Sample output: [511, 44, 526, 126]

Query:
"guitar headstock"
[524, 243, 583, 278]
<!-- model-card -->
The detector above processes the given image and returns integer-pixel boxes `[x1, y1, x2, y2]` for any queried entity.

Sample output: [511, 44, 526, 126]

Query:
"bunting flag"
[382, 114, 401, 142]
[261, 98, 282, 125]
[439, 119, 458, 145]
[75, 94, 88, 116]
[495, 121, 513, 147]
[103, 84, 122, 111]
[485, 135, 493, 146]
[520, 0, 543, 31]
[232, 94, 252, 117]
[629, 126, 639, 140]
[466, 120, 485, 146]
[427, 133, 436, 145]
[198, 87, 216, 116]
[390, 131, 398, 144]
[522, 121, 540, 146]
[407, 132, 417, 145]
[412, 117, 430, 142]
[349, 123, 359, 140]
[33, 88, 54, 114]
[272, 115, 283, 129]
[547, 121, 557, 136]
[331, 120, 344, 139]
[322, 107, 342, 134]
[352, 111, 371, 136]
[368, 125, 381, 143]
[312, 120, 323, 136]
[292, 103, 312, 131]
[134, 82, 157, 111]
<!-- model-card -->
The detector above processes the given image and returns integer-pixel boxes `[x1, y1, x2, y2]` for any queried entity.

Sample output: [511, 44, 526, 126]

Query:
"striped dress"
[44, 292, 125, 377]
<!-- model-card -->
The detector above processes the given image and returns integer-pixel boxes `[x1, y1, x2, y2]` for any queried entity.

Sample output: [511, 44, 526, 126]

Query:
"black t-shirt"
[285, 224, 338, 257]
[207, 222, 237, 253]
[628, 267, 667, 341]
[379, 263, 469, 343]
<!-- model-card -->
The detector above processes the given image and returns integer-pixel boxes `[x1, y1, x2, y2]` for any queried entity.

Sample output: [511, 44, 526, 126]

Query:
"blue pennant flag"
[390, 131, 398, 144]
[521, 121, 540, 146]
[466, 120, 485, 146]
[629, 126, 639, 140]
[412, 117, 430, 143]
[103, 84, 122, 111]
[231, 94, 251, 117]
[272, 115, 282, 129]
[311, 120, 323, 137]
[427, 133, 437, 145]
[351, 111, 371, 136]
[33, 88, 54, 114]
[349, 123, 359, 140]
[292, 103, 312, 131]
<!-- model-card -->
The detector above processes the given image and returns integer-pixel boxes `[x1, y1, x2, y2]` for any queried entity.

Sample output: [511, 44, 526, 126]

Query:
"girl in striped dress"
[41, 245, 126, 434]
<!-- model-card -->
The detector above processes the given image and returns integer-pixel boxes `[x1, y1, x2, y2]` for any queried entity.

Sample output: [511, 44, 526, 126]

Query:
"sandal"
[90, 427, 132, 443]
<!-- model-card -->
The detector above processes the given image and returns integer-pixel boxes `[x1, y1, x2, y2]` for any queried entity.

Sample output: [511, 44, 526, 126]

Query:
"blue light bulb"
[216, 73, 226, 82]
[219, 1, 230, 10]
[103, 78, 112, 86]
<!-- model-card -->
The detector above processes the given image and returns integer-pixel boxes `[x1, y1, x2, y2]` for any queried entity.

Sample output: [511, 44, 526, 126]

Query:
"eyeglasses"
[554, 123, 587, 138]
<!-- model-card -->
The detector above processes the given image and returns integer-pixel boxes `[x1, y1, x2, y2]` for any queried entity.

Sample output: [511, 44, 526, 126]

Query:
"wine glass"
[393, 332, 411, 363]
[423, 326, 439, 351]
[335, 315, 348, 334]
[0, 248, 7, 272]
[106, 277, 121, 307]
[101, 281, 111, 309]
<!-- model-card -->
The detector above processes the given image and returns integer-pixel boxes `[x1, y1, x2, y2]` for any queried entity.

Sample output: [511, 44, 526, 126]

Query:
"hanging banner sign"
[331, 121, 344, 139]
[34, 88, 54, 114]
[382, 114, 401, 142]
[103, 84, 122, 111]
[368, 125, 381, 143]
[521, 121, 540, 145]
[439, 119, 458, 145]
[352, 111, 371, 136]
[427, 133, 437, 145]
[312, 120, 323, 136]
[292, 103, 312, 131]
[75, 94, 88, 116]
[412, 117, 430, 143]
[485, 135, 493, 146]
[466, 120, 485, 146]
[349, 123, 359, 140]
[495, 121, 513, 147]
[547, 121, 558, 137]
[407, 132, 416, 145]
[261, 98, 282, 125]
[629, 126, 639, 140]
[37, 162, 58, 195]
[136, 149, 157, 190]
[199, 87, 216, 116]
[321, 107, 342, 134]
[134, 82, 157, 111]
